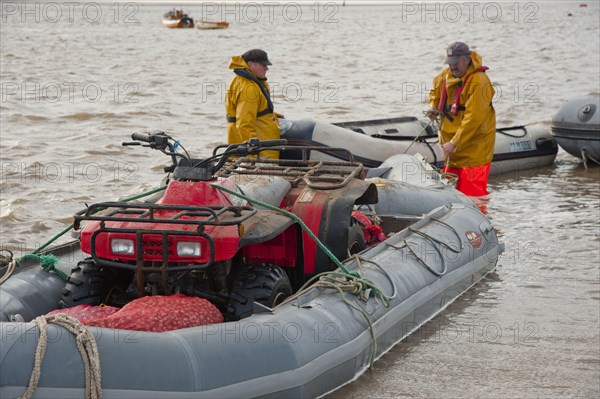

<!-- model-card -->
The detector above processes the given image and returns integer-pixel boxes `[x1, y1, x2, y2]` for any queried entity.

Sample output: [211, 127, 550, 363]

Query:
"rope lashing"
[0, 249, 18, 285]
[19, 254, 67, 280]
[20, 314, 102, 399]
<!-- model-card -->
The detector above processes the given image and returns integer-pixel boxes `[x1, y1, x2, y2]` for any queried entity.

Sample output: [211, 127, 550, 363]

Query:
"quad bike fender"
[293, 179, 378, 275]
[238, 211, 297, 247]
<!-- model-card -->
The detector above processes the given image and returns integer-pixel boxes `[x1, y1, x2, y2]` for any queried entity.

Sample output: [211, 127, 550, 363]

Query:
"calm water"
[1, 1, 599, 398]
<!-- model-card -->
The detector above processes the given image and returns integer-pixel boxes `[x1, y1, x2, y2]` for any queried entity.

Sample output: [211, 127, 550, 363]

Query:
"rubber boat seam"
[165, 330, 203, 391]
[0, 321, 42, 366]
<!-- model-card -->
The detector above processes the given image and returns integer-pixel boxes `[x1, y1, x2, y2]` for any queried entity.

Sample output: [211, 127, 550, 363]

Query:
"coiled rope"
[280, 254, 394, 368]
[0, 186, 167, 285]
[20, 314, 102, 399]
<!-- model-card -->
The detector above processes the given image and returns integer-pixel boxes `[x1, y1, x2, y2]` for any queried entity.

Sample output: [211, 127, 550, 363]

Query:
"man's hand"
[425, 108, 440, 121]
[442, 142, 456, 157]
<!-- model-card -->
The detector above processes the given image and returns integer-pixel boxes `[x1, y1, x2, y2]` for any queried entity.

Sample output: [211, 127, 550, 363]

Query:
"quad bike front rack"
[74, 202, 257, 296]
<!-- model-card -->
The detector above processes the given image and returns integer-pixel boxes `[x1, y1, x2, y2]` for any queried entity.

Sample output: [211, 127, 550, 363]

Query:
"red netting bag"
[86, 294, 224, 332]
[46, 304, 119, 323]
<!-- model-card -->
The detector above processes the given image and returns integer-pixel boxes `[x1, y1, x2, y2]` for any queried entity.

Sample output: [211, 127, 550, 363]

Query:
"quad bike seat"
[227, 175, 292, 209]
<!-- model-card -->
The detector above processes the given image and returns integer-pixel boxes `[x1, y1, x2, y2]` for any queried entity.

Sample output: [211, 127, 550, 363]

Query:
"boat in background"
[162, 9, 194, 29]
[551, 95, 600, 166]
[281, 117, 558, 176]
[196, 20, 229, 30]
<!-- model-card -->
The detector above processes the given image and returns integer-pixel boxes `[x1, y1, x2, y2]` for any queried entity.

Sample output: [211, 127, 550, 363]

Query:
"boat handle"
[479, 221, 494, 235]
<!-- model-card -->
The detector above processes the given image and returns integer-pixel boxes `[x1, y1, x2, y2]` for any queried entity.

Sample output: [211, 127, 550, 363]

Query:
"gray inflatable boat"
[0, 141, 503, 399]
[551, 95, 600, 166]
[281, 117, 557, 175]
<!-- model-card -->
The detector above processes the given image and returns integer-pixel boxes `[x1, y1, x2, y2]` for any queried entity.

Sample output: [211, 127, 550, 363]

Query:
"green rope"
[19, 185, 168, 278]
[118, 185, 167, 202]
[19, 254, 67, 281]
[32, 224, 74, 255]
[211, 183, 388, 296]
[211, 183, 360, 275]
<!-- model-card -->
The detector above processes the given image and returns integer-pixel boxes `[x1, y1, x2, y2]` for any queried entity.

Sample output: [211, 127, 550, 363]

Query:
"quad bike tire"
[347, 217, 366, 257]
[59, 258, 109, 308]
[226, 265, 292, 321]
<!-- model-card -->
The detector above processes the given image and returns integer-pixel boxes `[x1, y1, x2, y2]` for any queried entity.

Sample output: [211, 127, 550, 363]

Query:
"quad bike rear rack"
[216, 146, 365, 190]
[74, 202, 257, 295]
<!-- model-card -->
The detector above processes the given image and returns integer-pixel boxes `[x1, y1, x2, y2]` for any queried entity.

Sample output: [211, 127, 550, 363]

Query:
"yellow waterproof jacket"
[225, 56, 280, 159]
[428, 51, 496, 167]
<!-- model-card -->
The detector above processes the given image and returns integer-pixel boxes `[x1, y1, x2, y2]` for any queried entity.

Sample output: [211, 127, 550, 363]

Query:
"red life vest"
[437, 66, 489, 116]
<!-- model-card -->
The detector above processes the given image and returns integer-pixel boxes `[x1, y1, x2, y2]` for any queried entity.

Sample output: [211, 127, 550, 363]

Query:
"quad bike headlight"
[111, 239, 135, 255]
[177, 241, 201, 257]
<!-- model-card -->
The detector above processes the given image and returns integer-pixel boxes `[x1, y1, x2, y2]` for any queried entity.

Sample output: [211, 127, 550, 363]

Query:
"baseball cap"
[445, 42, 471, 64]
[242, 49, 272, 66]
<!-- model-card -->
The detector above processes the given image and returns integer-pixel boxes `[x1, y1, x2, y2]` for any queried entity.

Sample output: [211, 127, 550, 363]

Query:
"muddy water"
[1, 2, 599, 397]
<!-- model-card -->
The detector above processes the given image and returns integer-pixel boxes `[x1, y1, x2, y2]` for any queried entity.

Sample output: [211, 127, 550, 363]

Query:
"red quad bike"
[62, 133, 378, 320]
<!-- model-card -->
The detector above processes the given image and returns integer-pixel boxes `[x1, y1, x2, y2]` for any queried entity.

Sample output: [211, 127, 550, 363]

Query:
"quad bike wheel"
[59, 258, 109, 308]
[347, 217, 366, 257]
[226, 265, 292, 321]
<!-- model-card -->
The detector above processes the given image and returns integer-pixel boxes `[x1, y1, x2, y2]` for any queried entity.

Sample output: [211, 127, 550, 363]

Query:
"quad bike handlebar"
[122, 132, 288, 180]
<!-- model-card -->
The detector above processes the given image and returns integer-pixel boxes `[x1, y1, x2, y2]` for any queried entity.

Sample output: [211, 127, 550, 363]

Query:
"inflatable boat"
[281, 117, 558, 175]
[0, 137, 503, 399]
[551, 95, 600, 166]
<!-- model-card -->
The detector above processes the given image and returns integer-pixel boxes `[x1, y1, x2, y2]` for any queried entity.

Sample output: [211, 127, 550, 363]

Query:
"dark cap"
[444, 42, 471, 64]
[242, 49, 272, 66]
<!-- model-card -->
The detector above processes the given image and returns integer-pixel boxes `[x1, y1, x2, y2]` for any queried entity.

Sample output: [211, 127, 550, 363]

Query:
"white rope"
[20, 314, 102, 399]
[403, 118, 435, 154]
[581, 148, 600, 169]
[0, 259, 18, 285]
[432, 117, 460, 185]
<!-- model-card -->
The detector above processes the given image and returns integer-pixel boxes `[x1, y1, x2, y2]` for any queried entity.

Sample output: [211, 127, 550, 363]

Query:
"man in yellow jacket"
[427, 42, 496, 197]
[225, 49, 281, 159]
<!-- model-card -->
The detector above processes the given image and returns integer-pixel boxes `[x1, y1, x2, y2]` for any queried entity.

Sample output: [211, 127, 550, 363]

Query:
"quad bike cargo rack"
[216, 145, 365, 190]
[74, 202, 257, 294]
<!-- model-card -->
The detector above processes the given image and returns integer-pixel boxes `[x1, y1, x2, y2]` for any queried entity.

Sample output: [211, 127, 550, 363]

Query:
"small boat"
[0, 135, 502, 399]
[281, 117, 558, 175]
[551, 95, 600, 166]
[162, 8, 194, 29]
[196, 20, 229, 30]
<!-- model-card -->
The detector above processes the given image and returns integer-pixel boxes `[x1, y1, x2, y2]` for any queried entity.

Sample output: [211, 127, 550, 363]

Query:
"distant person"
[225, 49, 281, 159]
[427, 42, 496, 197]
